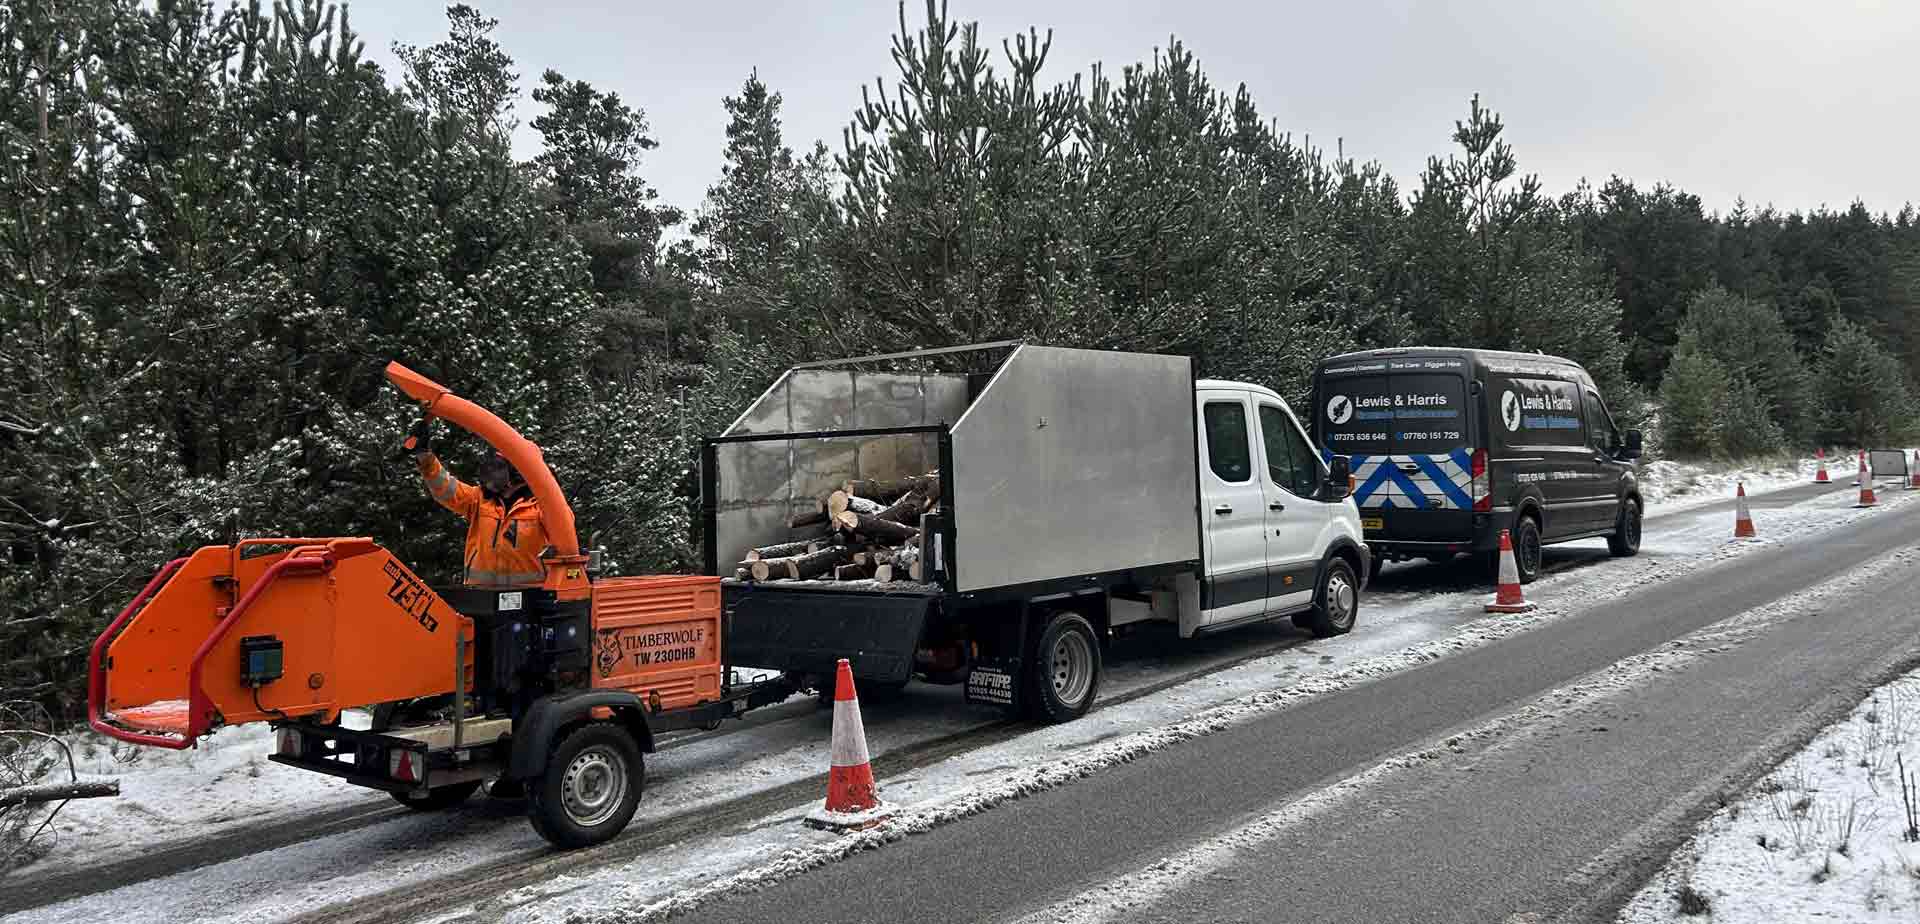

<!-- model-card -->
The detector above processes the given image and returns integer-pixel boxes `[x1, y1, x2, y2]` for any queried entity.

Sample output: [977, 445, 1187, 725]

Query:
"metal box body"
[589, 575, 723, 711]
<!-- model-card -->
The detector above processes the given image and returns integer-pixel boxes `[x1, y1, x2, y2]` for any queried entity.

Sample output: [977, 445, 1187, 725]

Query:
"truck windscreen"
[1320, 373, 1468, 455]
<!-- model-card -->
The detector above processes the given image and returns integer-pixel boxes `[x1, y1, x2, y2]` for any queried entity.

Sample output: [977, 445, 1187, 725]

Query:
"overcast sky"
[351, 0, 1917, 223]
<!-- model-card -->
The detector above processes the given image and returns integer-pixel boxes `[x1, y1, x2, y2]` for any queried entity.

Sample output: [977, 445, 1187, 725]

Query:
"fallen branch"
[0, 779, 119, 809]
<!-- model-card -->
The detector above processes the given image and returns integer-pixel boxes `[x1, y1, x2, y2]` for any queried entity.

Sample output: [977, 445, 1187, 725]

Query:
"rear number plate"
[1361, 517, 1385, 531]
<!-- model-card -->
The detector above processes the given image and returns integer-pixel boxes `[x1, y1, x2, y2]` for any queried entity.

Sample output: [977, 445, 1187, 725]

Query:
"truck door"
[1198, 391, 1268, 624]
[1582, 386, 1630, 528]
[1257, 400, 1332, 612]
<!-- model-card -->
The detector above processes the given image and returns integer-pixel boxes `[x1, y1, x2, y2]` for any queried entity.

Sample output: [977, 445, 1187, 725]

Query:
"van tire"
[1306, 558, 1360, 638]
[1491, 515, 1544, 584]
[527, 722, 643, 849]
[1023, 611, 1101, 724]
[1608, 499, 1642, 556]
[390, 780, 481, 811]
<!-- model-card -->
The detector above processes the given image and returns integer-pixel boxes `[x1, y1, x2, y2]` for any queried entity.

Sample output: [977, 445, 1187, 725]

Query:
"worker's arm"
[417, 453, 482, 519]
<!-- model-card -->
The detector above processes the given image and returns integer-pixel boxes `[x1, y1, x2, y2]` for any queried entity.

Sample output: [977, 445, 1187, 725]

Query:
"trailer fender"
[508, 691, 655, 780]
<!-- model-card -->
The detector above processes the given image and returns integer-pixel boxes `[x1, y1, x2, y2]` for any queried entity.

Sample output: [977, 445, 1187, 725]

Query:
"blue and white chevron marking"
[1342, 450, 1475, 510]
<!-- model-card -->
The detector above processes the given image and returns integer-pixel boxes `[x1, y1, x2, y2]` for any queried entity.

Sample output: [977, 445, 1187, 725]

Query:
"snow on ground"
[1620, 650, 1920, 922]
[1639, 449, 1918, 516]
[10, 480, 1903, 924]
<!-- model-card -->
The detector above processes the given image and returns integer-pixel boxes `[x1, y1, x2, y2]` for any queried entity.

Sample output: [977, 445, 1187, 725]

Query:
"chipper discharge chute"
[88, 361, 796, 849]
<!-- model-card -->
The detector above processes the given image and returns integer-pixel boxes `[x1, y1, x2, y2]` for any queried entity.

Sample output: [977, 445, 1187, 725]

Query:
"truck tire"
[390, 780, 481, 811]
[1023, 611, 1101, 724]
[1489, 514, 1544, 584]
[1607, 498, 1642, 557]
[526, 722, 643, 849]
[1304, 558, 1360, 638]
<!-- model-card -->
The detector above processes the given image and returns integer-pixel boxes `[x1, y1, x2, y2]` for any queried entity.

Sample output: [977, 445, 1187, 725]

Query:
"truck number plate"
[964, 667, 1016, 706]
[1361, 517, 1384, 531]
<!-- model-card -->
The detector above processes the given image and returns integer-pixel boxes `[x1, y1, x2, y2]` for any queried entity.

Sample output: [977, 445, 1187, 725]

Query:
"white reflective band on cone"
[830, 697, 871, 768]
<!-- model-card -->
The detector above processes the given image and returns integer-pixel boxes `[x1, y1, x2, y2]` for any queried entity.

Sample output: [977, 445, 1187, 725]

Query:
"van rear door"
[1317, 365, 1475, 546]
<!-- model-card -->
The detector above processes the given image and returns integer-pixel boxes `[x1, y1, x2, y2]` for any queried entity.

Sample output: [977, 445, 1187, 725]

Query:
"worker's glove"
[402, 416, 433, 457]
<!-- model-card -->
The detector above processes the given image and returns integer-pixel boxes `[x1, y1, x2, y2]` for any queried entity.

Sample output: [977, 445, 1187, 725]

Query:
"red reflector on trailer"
[389, 749, 417, 782]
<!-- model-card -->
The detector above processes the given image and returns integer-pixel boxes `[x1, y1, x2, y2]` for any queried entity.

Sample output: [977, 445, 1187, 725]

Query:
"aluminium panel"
[949, 345, 1201, 592]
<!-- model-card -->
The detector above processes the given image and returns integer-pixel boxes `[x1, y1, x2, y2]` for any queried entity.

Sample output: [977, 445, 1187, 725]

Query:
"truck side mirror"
[1325, 456, 1352, 500]
[1622, 429, 1644, 460]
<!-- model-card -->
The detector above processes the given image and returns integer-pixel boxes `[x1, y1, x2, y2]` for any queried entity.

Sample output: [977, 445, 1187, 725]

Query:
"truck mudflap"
[722, 584, 934, 686]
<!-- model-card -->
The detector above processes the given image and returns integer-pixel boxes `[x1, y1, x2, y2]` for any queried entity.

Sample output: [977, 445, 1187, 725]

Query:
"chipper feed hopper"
[88, 362, 796, 848]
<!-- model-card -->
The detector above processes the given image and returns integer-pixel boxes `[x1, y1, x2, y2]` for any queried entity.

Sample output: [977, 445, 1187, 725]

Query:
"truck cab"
[1193, 381, 1368, 636]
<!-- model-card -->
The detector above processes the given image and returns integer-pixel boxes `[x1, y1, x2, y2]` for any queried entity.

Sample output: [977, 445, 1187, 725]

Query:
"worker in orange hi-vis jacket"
[408, 417, 549, 586]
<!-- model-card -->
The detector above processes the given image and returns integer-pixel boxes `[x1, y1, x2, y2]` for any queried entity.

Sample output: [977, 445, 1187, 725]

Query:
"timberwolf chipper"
[87, 362, 798, 848]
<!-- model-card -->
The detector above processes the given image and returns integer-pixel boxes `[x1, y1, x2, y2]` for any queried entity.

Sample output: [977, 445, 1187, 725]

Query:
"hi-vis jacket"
[418, 453, 548, 586]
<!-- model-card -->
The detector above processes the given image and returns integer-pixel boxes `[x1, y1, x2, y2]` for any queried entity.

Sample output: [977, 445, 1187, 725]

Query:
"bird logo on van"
[1501, 390, 1523, 432]
[1327, 394, 1353, 425]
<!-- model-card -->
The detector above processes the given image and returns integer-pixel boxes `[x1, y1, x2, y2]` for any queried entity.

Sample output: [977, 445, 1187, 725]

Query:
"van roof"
[1318, 346, 1582, 368]
[1197, 378, 1285, 402]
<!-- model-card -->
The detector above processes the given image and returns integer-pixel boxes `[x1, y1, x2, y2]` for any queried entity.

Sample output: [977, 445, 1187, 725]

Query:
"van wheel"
[1306, 558, 1360, 638]
[1509, 515, 1543, 584]
[1608, 499, 1642, 557]
[390, 780, 481, 811]
[527, 723, 643, 849]
[1023, 611, 1101, 724]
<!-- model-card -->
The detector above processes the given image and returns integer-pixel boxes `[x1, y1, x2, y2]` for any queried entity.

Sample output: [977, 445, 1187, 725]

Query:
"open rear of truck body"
[703, 343, 1203, 686]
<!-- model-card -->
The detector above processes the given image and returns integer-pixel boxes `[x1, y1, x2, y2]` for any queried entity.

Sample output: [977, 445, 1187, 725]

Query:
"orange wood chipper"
[87, 362, 799, 848]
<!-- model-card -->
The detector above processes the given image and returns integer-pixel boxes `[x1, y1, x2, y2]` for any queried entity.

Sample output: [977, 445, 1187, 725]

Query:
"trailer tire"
[527, 722, 643, 849]
[1023, 611, 1101, 724]
[390, 780, 481, 812]
[1305, 557, 1360, 638]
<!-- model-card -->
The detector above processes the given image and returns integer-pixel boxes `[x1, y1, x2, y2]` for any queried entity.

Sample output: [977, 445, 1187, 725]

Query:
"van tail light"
[1471, 449, 1491, 512]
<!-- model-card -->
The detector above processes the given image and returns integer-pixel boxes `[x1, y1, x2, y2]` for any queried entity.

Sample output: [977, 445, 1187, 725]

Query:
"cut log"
[834, 511, 920, 544]
[787, 545, 855, 580]
[892, 543, 924, 582]
[826, 490, 885, 519]
[745, 539, 815, 562]
[0, 779, 120, 808]
[789, 508, 830, 529]
[875, 490, 932, 525]
[833, 562, 874, 581]
[748, 560, 780, 582]
[733, 567, 749, 581]
[872, 563, 895, 583]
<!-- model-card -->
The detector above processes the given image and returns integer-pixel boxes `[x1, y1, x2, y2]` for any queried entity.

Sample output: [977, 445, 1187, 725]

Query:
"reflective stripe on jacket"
[417, 453, 548, 586]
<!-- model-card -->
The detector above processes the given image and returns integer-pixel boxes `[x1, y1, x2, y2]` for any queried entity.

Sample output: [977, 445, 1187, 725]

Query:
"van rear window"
[1319, 373, 1468, 455]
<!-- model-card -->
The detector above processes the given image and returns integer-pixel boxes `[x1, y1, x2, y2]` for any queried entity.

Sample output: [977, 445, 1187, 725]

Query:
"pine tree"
[1658, 343, 1732, 458]
[1816, 317, 1917, 446]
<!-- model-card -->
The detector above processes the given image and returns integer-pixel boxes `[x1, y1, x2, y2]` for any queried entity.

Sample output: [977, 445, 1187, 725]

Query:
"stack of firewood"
[733, 473, 939, 584]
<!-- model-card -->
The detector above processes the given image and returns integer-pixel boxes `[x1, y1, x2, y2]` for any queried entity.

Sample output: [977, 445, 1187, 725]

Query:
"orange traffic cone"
[1733, 482, 1757, 538]
[1909, 450, 1919, 490]
[1485, 529, 1536, 613]
[1853, 450, 1865, 486]
[805, 658, 892, 830]
[1857, 455, 1878, 508]
[1814, 448, 1830, 484]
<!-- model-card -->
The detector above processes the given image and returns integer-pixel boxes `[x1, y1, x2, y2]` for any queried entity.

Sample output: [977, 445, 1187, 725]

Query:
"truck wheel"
[390, 780, 481, 811]
[1607, 499, 1642, 557]
[1305, 558, 1360, 638]
[1023, 611, 1101, 724]
[1497, 515, 1543, 584]
[526, 723, 643, 849]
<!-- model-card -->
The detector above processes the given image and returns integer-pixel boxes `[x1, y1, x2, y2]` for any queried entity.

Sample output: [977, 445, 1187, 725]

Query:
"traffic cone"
[1733, 482, 1757, 538]
[805, 658, 892, 830]
[1485, 529, 1536, 614]
[1856, 455, 1878, 508]
[1814, 448, 1830, 484]
[1854, 450, 1865, 486]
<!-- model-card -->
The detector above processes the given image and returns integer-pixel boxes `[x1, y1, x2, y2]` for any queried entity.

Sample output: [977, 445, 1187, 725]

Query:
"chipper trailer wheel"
[527, 722, 644, 849]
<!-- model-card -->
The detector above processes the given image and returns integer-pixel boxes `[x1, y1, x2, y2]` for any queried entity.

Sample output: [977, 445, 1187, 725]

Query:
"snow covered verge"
[1619, 637, 1920, 922]
[1638, 448, 1916, 515]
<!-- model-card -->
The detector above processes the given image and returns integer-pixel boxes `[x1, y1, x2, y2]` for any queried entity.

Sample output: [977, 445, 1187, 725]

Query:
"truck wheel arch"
[508, 691, 656, 780]
[1323, 537, 1366, 586]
